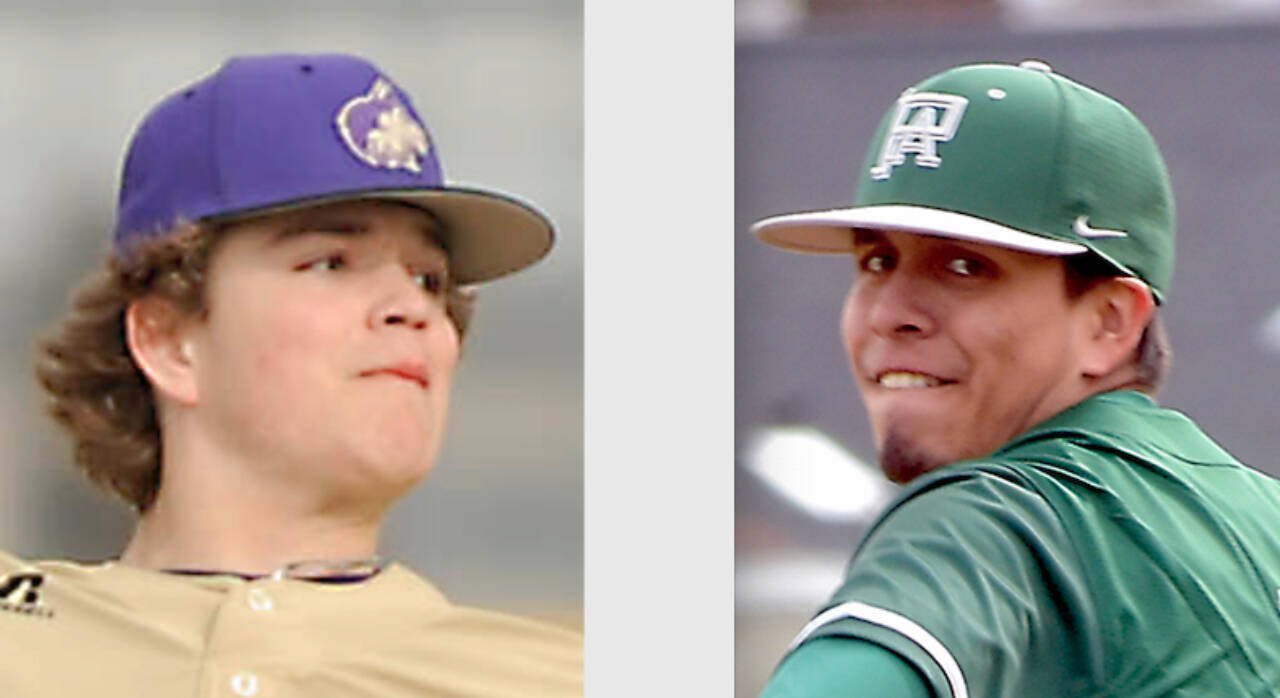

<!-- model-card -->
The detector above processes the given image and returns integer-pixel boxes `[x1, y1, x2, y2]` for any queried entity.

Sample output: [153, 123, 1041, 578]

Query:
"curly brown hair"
[34, 222, 474, 512]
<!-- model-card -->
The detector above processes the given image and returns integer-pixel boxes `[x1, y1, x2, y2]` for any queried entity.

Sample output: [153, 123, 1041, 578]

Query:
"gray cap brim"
[210, 186, 554, 285]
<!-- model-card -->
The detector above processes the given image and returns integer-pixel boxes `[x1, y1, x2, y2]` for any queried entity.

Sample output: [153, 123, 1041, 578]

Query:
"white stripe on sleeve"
[788, 601, 969, 698]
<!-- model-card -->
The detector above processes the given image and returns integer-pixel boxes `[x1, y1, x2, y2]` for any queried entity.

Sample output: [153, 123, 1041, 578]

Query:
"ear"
[1078, 277, 1155, 379]
[125, 297, 200, 407]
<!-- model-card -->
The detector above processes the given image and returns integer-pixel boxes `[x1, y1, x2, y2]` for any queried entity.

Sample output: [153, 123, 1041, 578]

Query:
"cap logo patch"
[870, 90, 968, 181]
[1073, 215, 1128, 240]
[336, 77, 430, 174]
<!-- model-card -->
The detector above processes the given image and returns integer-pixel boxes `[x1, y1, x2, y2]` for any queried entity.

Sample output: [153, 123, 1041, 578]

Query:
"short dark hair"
[1063, 254, 1171, 394]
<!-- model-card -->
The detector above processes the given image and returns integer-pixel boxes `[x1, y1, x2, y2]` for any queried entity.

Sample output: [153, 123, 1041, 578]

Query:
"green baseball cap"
[752, 60, 1176, 302]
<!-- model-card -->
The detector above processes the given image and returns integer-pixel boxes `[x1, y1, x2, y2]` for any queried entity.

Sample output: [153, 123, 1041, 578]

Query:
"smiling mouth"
[875, 371, 957, 389]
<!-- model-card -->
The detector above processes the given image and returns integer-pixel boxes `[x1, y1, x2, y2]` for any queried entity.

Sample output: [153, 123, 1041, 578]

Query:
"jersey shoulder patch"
[0, 551, 55, 620]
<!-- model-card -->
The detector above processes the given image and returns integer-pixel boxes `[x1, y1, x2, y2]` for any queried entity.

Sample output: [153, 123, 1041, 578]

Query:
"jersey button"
[230, 672, 259, 696]
[248, 588, 274, 612]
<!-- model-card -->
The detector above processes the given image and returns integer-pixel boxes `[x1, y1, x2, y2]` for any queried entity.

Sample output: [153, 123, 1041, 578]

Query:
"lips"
[361, 362, 429, 389]
[869, 368, 958, 390]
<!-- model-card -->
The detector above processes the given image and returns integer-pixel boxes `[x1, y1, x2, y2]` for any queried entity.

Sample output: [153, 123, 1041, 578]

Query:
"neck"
[121, 427, 390, 577]
[1084, 365, 1151, 400]
[122, 498, 383, 577]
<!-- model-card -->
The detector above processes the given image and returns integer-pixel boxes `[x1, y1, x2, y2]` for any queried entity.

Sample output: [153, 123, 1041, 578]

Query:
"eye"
[298, 253, 347, 272]
[945, 257, 986, 277]
[412, 270, 445, 295]
[859, 252, 895, 274]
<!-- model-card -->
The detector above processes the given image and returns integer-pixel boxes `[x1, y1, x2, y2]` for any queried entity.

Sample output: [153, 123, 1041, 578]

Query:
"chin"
[328, 433, 436, 490]
[365, 445, 436, 480]
[879, 425, 1009, 483]
[876, 417, 982, 483]
[877, 430, 943, 484]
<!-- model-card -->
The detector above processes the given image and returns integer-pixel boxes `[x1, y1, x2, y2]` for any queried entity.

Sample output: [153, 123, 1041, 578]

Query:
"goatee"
[878, 430, 940, 484]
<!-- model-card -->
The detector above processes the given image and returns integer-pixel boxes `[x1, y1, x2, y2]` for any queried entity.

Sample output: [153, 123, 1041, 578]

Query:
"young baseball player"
[753, 60, 1280, 697]
[0, 53, 580, 697]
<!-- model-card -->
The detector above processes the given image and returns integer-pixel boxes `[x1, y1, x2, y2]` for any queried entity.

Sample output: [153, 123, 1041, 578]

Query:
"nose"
[860, 268, 936, 339]
[368, 264, 435, 332]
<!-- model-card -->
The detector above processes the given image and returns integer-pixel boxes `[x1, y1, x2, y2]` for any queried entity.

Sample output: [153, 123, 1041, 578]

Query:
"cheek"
[967, 299, 1074, 408]
[205, 294, 346, 403]
[839, 286, 862, 356]
[980, 322, 1027, 368]
[431, 317, 461, 384]
[1018, 299, 1074, 365]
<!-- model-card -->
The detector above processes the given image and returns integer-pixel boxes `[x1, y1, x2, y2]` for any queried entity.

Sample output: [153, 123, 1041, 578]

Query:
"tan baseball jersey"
[0, 550, 581, 697]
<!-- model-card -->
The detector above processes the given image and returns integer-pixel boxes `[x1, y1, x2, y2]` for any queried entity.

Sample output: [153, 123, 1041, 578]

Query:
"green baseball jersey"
[0, 552, 581, 697]
[776, 390, 1280, 697]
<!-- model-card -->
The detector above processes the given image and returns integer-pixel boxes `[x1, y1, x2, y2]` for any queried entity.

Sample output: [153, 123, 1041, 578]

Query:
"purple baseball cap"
[114, 53, 553, 284]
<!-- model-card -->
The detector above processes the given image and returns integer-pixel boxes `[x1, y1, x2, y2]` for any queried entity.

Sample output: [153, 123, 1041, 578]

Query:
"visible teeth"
[878, 372, 942, 389]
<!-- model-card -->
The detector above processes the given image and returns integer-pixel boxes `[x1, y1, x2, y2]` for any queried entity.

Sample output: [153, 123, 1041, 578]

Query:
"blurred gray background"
[0, 1, 581, 628]
[737, 0, 1280, 694]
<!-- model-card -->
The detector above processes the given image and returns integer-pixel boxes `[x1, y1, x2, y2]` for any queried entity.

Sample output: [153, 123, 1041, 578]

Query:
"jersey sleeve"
[788, 467, 1097, 698]
[761, 636, 933, 698]
[0, 549, 29, 575]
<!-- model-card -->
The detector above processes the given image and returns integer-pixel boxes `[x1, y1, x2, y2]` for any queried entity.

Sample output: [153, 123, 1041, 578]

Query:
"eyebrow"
[852, 229, 887, 246]
[268, 214, 440, 249]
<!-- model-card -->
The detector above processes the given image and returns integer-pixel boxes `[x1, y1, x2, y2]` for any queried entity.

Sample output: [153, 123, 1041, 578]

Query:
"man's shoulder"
[0, 551, 107, 604]
[889, 451, 1070, 518]
[381, 565, 583, 695]
[435, 602, 584, 680]
[979, 390, 1280, 516]
[998, 390, 1235, 465]
[820, 393, 1280, 697]
[892, 390, 1241, 506]
[0, 554, 182, 632]
[866, 458, 1073, 557]
[0, 549, 52, 574]
[823, 463, 1093, 698]
[0, 552, 155, 601]
[439, 601, 583, 646]
[0, 549, 24, 575]
[0, 559, 583, 697]
[0, 550, 57, 621]
[385, 564, 580, 634]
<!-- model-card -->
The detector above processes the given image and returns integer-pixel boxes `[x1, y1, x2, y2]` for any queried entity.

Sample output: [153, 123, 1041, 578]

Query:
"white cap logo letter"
[870, 91, 969, 181]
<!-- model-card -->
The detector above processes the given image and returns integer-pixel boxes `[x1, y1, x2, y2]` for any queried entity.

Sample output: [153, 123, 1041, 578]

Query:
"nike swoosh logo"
[1073, 216, 1128, 239]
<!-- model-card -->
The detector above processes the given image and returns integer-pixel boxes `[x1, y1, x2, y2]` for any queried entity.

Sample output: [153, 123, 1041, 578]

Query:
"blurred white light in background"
[1000, 0, 1280, 30]
[1257, 304, 1280, 354]
[737, 554, 847, 609]
[744, 425, 895, 523]
[735, 0, 805, 41]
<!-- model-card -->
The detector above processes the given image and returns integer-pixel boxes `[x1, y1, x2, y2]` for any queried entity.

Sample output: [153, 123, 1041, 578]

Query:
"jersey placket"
[200, 578, 291, 698]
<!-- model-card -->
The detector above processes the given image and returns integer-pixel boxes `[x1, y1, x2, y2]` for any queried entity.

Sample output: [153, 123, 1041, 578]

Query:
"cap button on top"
[1018, 60, 1053, 74]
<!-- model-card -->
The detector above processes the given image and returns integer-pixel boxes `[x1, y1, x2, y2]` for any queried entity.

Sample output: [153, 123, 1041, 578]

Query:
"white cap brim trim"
[751, 204, 1088, 257]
